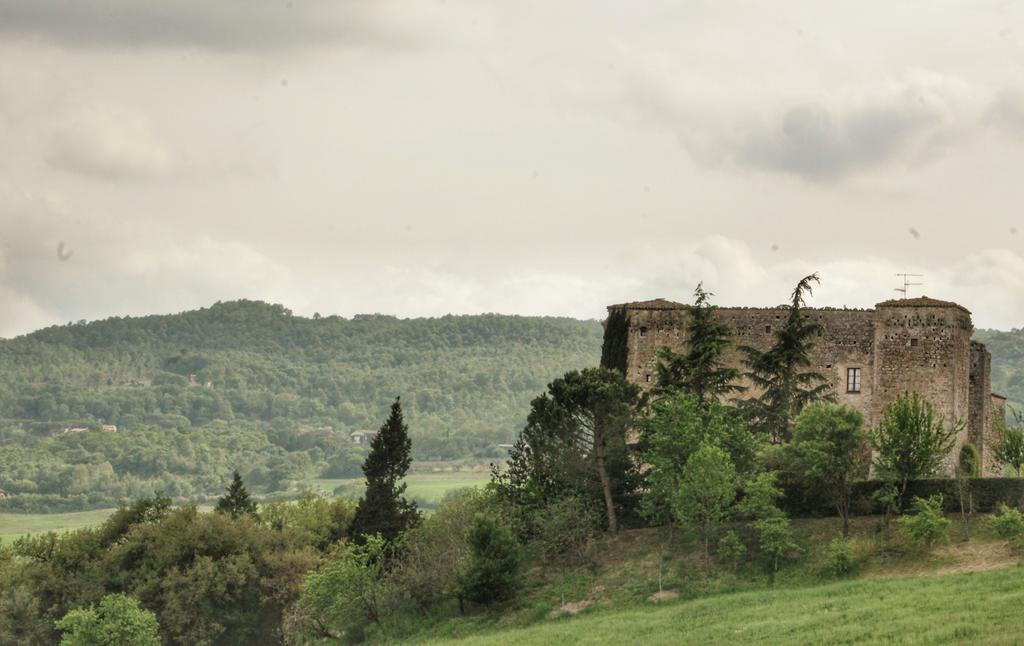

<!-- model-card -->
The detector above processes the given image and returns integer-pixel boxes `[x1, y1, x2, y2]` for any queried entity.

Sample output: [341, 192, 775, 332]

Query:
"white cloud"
[45, 105, 175, 180]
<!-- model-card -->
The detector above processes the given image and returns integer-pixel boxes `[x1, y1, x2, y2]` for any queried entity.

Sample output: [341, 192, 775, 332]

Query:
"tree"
[215, 470, 258, 519]
[787, 403, 867, 537]
[672, 443, 737, 570]
[300, 534, 391, 639]
[993, 419, 1024, 477]
[350, 397, 420, 543]
[495, 368, 642, 534]
[869, 392, 960, 508]
[654, 283, 743, 405]
[640, 393, 759, 526]
[740, 273, 833, 443]
[456, 512, 522, 607]
[55, 594, 160, 646]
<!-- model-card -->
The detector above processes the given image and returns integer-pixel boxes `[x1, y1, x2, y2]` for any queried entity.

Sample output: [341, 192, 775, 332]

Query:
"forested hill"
[0, 300, 603, 446]
[973, 329, 1024, 409]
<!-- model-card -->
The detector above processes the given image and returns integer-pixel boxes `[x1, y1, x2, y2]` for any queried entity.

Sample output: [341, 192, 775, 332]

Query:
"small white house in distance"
[350, 430, 378, 445]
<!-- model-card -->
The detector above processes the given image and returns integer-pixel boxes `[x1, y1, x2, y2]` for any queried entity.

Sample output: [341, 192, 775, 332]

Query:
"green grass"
[305, 472, 491, 508]
[427, 565, 1024, 644]
[0, 508, 117, 544]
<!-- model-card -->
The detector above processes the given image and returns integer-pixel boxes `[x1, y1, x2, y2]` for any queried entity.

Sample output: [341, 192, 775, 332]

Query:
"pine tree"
[215, 470, 258, 519]
[654, 283, 743, 406]
[350, 397, 420, 543]
[740, 274, 833, 443]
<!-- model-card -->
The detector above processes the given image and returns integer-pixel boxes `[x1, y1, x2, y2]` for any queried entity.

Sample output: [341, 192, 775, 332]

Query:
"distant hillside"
[973, 329, 1024, 411]
[0, 302, 603, 511]
[0, 300, 604, 438]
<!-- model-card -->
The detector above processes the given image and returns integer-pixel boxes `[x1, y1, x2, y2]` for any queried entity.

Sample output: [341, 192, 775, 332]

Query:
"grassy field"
[428, 565, 1024, 645]
[305, 472, 491, 508]
[0, 471, 490, 543]
[0, 508, 117, 544]
[370, 513, 1021, 644]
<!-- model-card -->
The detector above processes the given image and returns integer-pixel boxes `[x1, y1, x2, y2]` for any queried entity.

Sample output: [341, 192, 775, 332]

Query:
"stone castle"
[606, 296, 1006, 476]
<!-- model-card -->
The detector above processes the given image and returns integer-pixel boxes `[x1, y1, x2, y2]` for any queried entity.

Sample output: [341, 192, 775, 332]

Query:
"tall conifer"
[740, 274, 833, 443]
[350, 397, 420, 542]
[215, 471, 258, 519]
[654, 283, 742, 406]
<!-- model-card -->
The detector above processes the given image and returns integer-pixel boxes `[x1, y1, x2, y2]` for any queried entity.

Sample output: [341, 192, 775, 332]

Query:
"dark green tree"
[740, 273, 833, 443]
[869, 392, 960, 508]
[350, 397, 420, 543]
[993, 416, 1024, 476]
[493, 368, 642, 534]
[786, 403, 867, 537]
[600, 307, 631, 375]
[215, 471, 258, 519]
[456, 512, 521, 606]
[654, 283, 742, 405]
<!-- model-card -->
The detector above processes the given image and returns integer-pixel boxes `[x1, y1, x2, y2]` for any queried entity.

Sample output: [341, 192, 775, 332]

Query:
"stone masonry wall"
[612, 297, 996, 476]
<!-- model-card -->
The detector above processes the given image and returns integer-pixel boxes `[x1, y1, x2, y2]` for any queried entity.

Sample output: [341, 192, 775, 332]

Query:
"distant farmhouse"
[606, 296, 1006, 476]
[63, 424, 118, 434]
[349, 429, 378, 445]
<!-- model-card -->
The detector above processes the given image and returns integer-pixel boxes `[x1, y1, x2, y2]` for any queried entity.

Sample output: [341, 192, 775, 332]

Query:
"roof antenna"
[895, 273, 923, 299]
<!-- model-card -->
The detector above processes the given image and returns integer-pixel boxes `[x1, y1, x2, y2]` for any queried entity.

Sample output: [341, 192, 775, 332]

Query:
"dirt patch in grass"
[548, 599, 592, 618]
[648, 590, 679, 603]
[864, 539, 1018, 579]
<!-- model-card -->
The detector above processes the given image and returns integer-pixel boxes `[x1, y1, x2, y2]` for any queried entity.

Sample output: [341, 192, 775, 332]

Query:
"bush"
[457, 512, 522, 605]
[533, 497, 600, 567]
[55, 594, 160, 646]
[898, 495, 951, 548]
[821, 537, 858, 578]
[959, 444, 981, 478]
[989, 504, 1024, 551]
[716, 530, 746, 571]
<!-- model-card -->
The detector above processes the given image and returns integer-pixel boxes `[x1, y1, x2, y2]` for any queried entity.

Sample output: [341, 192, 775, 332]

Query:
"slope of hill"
[973, 328, 1024, 410]
[0, 301, 603, 511]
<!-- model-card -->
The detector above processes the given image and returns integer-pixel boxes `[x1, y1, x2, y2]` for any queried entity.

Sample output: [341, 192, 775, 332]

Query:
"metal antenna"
[894, 273, 923, 299]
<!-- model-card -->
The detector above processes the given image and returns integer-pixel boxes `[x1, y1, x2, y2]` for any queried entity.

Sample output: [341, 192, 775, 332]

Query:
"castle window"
[645, 374, 651, 383]
[765, 325, 772, 334]
[639, 326, 648, 337]
[911, 338, 919, 347]
[846, 368, 861, 393]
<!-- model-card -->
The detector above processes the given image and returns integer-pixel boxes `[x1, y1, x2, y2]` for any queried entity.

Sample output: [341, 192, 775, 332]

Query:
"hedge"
[781, 478, 1024, 517]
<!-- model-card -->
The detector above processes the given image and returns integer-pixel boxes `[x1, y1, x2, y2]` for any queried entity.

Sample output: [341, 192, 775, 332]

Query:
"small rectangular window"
[911, 338, 919, 347]
[645, 374, 651, 383]
[847, 367, 862, 393]
[765, 325, 772, 333]
[639, 326, 647, 337]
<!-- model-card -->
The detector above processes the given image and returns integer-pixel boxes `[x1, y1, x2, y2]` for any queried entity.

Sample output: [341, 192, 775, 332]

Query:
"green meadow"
[0, 472, 490, 543]
[429, 565, 1024, 645]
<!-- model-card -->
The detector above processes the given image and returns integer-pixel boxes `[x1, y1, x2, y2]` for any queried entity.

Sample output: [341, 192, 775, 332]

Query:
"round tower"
[872, 297, 973, 475]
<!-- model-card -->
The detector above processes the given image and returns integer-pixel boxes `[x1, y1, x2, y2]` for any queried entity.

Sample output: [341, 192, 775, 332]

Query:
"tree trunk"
[594, 436, 618, 533]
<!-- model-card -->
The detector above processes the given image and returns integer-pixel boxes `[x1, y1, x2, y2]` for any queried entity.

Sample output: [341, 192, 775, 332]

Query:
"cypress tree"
[215, 470, 258, 519]
[654, 283, 743, 406]
[740, 273, 833, 443]
[350, 397, 420, 542]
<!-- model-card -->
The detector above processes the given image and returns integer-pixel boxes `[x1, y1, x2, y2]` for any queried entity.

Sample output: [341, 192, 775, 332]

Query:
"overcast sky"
[3, 1, 1024, 337]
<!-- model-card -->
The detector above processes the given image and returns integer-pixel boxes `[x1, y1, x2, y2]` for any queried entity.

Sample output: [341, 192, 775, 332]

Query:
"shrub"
[457, 512, 522, 605]
[716, 530, 746, 571]
[990, 504, 1024, 551]
[897, 495, 951, 548]
[533, 496, 600, 567]
[753, 517, 799, 572]
[55, 594, 160, 646]
[958, 443, 981, 478]
[821, 537, 858, 578]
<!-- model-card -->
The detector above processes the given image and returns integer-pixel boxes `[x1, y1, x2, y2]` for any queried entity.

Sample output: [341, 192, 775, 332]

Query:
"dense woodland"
[0, 301, 601, 511]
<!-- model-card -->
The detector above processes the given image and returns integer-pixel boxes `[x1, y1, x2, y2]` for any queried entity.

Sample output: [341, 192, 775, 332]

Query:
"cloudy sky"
[3, 0, 1024, 337]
